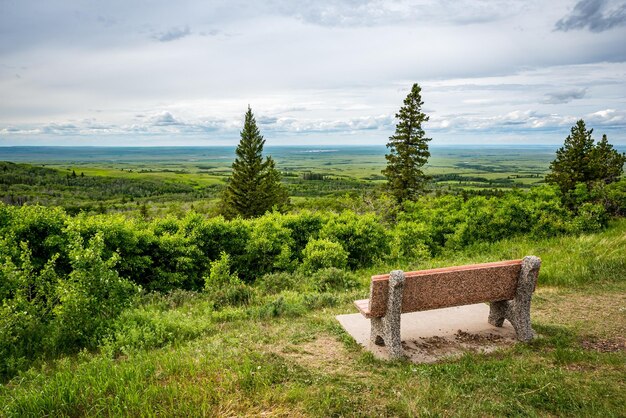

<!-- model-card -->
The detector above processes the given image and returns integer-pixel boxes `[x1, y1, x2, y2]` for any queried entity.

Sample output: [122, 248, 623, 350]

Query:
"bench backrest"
[368, 260, 526, 317]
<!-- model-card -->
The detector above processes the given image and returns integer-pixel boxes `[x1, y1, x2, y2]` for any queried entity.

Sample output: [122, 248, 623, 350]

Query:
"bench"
[354, 256, 541, 359]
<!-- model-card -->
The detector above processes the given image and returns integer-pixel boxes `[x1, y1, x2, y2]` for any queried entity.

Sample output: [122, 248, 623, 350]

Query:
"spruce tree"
[546, 120, 595, 195]
[546, 120, 625, 195]
[591, 134, 626, 184]
[221, 106, 289, 218]
[382, 83, 431, 203]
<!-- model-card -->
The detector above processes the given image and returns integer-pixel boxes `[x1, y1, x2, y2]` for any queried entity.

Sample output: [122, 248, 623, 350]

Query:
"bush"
[309, 267, 358, 292]
[319, 211, 389, 269]
[0, 232, 138, 378]
[244, 214, 295, 280]
[391, 221, 432, 261]
[48, 232, 139, 351]
[255, 271, 298, 294]
[300, 239, 348, 274]
[570, 202, 608, 233]
[204, 252, 252, 309]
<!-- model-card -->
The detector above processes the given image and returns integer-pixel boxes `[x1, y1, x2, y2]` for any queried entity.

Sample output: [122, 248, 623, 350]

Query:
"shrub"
[49, 232, 139, 351]
[308, 267, 358, 292]
[244, 214, 295, 279]
[0, 231, 138, 378]
[204, 252, 252, 309]
[281, 211, 325, 259]
[319, 211, 389, 269]
[300, 239, 348, 274]
[570, 202, 607, 233]
[255, 271, 298, 294]
[391, 221, 432, 261]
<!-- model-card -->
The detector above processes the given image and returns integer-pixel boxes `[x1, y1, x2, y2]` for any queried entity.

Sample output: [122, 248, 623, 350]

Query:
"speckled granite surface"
[368, 260, 523, 318]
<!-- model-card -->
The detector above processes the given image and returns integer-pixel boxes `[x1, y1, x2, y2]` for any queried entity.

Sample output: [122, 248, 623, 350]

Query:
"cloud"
[587, 108, 626, 124]
[542, 88, 588, 104]
[151, 112, 182, 126]
[273, 0, 528, 27]
[154, 25, 191, 42]
[555, 0, 626, 32]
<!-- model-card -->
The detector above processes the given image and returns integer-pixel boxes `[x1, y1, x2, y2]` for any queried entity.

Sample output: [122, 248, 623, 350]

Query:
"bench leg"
[488, 256, 541, 342]
[508, 256, 541, 341]
[488, 301, 507, 327]
[369, 270, 405, 360]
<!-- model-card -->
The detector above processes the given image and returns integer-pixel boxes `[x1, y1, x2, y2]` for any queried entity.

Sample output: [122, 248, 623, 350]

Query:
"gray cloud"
[555, 0, 626, 32]
[152, 112, 183, 126]
[542, 88, 588, 104]
[154, 25, 191, 42]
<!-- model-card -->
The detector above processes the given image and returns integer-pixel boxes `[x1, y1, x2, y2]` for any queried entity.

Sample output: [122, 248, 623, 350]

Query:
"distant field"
[0, 145, 566, 214]
[0, 144, 557, 182]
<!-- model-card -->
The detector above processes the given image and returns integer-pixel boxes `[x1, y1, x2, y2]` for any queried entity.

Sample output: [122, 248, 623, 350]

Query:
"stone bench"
[354, 256, 541, 359]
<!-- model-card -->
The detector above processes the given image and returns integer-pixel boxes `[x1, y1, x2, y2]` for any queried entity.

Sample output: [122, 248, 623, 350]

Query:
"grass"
[1, 222, 624, 417]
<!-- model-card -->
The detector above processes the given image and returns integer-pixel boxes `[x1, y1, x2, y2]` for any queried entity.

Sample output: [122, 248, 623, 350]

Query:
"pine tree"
[546, 120, 595, 195]
[546, 120, 625, 195]
[591, 134, 626, 184]
[221, 106, 289, 218]
[382, 83, 431, 203]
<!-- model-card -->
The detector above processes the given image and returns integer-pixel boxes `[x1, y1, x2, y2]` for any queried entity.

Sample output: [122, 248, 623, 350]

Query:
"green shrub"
[309, 267, 358, 292]
[281, 211, 325, 259]
[255, 271, 298, 294]
[319, 211, 389, 269]
[0, 231, 138, 379]
[300, 238, 348, 274]
[570, 202, 608, 233]
[48, 232, 139, 351]
[204, 252, 252, 309]
[244, 214, 295, 280]
[391, 221, 432, 261]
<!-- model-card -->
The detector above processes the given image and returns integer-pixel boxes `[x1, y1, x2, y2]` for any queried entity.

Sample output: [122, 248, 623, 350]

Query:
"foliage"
[220, 106, 289, 218]
[300, 238, 348, 274]
[382, 83, 431, 203]
[204, 252, 252, 309]
[546, 120, 625, 208]
[319, 211, 390, 269]
[0, 232, 138, 378]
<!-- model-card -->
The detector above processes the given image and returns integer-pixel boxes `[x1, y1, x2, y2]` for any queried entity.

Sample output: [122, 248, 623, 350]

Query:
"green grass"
[1, 221, 624, 417]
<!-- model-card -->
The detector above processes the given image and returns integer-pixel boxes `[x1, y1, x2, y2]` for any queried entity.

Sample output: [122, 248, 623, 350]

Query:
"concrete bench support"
[370, 270, 405, 359]
[488, 256, 541, 341]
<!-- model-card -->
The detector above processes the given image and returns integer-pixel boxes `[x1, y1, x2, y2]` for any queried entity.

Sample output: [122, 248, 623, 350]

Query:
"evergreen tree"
[591, 134, 626, 184]
[546, 120, 595, 194]
[221, 106, 289, 218]
[382, 83, 431, 203]
[546, 120, 625, 195]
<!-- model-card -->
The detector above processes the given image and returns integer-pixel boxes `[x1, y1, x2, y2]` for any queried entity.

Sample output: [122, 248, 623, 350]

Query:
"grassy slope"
[1, 222, 624, 417]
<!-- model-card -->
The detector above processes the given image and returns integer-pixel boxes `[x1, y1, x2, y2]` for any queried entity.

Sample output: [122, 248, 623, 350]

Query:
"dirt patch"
[454, 329, 504, 344]
[275, 335, 366, 376]
[581, 337, 626, 353]
[399, 330, 515, 363]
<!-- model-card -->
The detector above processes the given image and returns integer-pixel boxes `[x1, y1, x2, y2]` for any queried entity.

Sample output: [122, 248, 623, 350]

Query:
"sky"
[0, 0, 625, 147]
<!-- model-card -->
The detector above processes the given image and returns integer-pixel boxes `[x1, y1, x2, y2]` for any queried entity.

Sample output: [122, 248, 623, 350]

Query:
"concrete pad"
[336, 303, 517, 363]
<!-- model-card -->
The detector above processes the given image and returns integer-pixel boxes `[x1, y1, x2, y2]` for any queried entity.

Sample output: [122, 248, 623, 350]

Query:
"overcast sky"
[1, 0, 625, 146]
